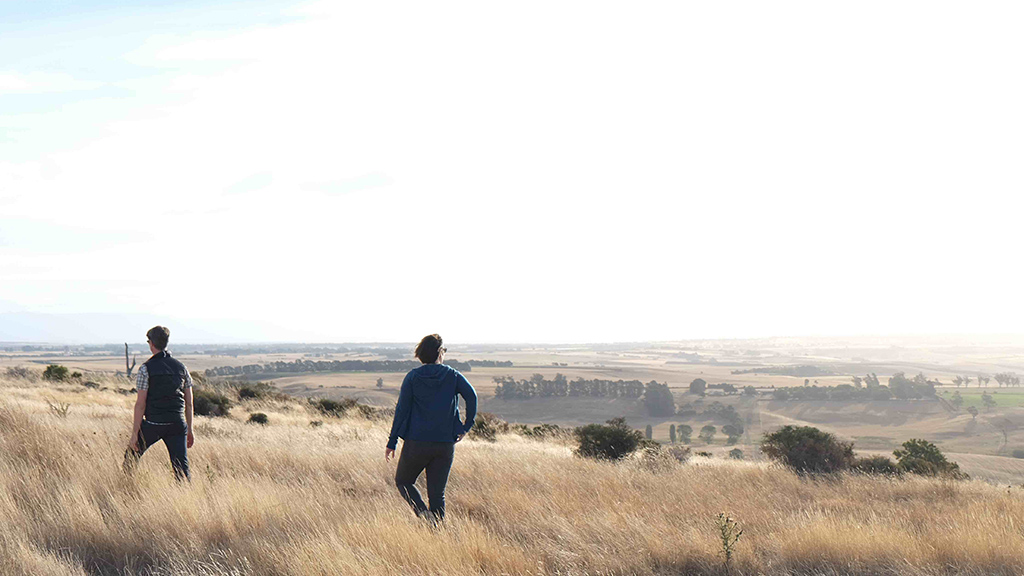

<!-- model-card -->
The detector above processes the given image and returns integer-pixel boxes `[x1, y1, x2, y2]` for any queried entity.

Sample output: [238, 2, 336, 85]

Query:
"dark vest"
[144, 351, 187, 422]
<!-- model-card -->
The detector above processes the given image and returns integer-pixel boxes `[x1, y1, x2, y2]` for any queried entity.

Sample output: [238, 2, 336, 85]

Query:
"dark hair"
[415, 334, 444, 364]
[147, 326, 170, 351]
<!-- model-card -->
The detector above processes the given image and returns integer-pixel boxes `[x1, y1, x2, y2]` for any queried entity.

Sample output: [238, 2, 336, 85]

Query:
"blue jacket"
[387, 363, 478, 450]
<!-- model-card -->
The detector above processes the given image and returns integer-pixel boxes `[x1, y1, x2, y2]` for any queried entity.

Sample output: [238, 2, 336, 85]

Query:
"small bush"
[312, 398, 357, 417]
[761, 425, 855, 474]
[309, 420, 324, 428]
[728, 448, 744, 460]
[190, 371, 208, 387]
[894, 439, 966, 479]
[70, 371, 82, 380]
[193, 387, 232, 417]
[574, 417, 645, 461]
[1012, 449, 1024, 459]
[247, 412, 269, 425]
[667, 445, 692, 463]
[636, 444, 675, 473]
[82, 381, 100, 389]
[4, 366, 36, 380]
[853, 455, 902, 476]
[43, 364, 70, 382]
[469, 412, 509, 442]
[695, 451, 713, 458]
[355, 404, 382, 420]
[237, 381, 276, 400]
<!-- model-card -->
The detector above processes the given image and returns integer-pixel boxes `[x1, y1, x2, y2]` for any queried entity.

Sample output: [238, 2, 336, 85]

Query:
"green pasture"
[938, 388, 1024, 409]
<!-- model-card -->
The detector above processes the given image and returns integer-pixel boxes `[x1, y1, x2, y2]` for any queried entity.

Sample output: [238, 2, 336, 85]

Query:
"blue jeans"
[123, 419, 190, 481]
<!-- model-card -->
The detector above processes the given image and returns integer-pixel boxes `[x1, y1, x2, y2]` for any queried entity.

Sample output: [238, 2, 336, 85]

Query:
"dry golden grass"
[2, 375, 1024, 575]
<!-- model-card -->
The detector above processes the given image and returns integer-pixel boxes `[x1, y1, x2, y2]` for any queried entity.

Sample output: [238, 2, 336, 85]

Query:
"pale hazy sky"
[1, 1, 1022, 343]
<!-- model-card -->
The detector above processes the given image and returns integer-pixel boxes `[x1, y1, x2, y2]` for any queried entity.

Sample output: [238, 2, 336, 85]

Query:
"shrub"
[42, 364, 70, 382]
[513, 422, 566, 440]
[312, 398, 356, 417]
[853, 455, 902, 476]
[237, 382, 277, 400]
[82, 381, 100, 389]
[636, 444, 675, 473]
[728, 448, 744, 460]
[469, 413, 508, 442]
[574, 417, 645, 461]
[4, 366, 36, 380]
[70, 371, 82, 379]
[309, 420, 324, 428]
[193, 387, 232, 417]
[695, 451, 713, 458]
[247, 412, 269, 425]
[893, 439, 966, 479]
[667, 445, 692, 463]
[761, 425, 855, 474]
[355, 404, 382, 419]
[190, 371, 208, 387]
[677, 424, 693, 444]
[1012, 449, 1024, 459]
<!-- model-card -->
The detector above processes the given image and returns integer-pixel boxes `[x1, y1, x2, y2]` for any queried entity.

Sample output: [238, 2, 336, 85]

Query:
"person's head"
[147, 326, 170, 353]
[414, 334, 445, 364]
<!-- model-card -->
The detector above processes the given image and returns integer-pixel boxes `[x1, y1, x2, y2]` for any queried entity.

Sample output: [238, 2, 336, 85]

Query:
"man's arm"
[456, 373, 478, 434]
[130, 389, 147, 451]
[129, 365, 149, 451]
[386, 372, 414, 458]
[183, 369, 195, 448]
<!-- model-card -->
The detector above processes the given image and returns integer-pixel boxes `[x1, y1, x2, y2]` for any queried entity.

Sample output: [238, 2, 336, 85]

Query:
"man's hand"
[129, 433, 140, 453]
[187, 430, 195, 449]
[455, 433, 465, 443]
[385, 448, 395, 462]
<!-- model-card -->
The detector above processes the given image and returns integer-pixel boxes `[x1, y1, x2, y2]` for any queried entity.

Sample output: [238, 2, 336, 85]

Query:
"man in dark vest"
[123, 325, 195, 481]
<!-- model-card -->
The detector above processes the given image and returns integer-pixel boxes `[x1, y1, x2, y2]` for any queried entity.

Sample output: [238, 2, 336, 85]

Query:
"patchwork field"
[5, 335, 1024, 483]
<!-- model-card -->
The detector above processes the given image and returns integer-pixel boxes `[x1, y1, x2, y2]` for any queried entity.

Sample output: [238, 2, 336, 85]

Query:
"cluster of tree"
[850, 373, 881, 387]
[461, 359, 514, 368]
[761, 425, 965, 479]
[687, 378, 757, 397]
[994, 372, 1022, 387]
[947, 390, 998, 416]
[771, 372, 939, 401]
[492, 374, 646, 399]
[204, 358, 472, 377]
[730, 365, 834, 377]
[643, 381, 675, 416]
[574, 417, 651, 460]
[950, 373, 1021, 387]
[677, 400, 743, 423]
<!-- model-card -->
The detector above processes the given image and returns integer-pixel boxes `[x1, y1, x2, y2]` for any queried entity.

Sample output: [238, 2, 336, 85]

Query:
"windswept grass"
[1, 375, 1023, 575]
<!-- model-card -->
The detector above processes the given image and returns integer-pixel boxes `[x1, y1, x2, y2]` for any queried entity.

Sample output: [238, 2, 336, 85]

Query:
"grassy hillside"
[2, 374, 1024, 575]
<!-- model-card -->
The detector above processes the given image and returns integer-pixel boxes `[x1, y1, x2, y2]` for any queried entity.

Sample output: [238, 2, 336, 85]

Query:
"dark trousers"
[394, 439, 455, 521]
[123, 420, 190, 481]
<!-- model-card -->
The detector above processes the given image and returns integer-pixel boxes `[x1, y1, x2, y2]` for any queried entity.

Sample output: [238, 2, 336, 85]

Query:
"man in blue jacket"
[386, 334, 477, 522]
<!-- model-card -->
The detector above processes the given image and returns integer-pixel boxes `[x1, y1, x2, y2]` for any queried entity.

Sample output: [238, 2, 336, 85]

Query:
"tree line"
[770, 372, 940, 401]
[205, 358, 474, 377]
[492, 374, 647, 399]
